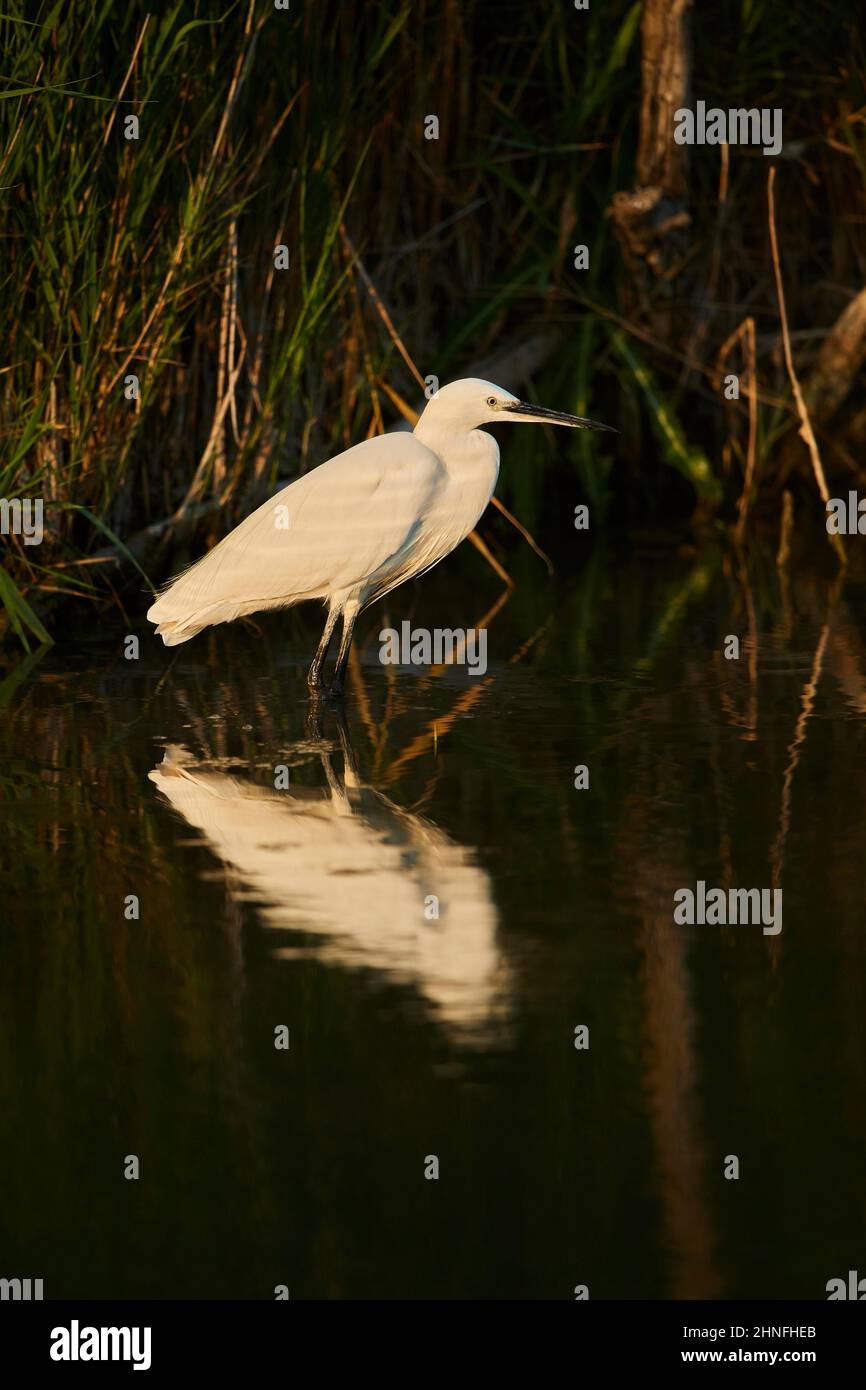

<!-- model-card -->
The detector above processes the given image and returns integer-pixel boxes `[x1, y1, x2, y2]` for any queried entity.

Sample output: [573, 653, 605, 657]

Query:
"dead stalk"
[767, 167, 846, 567]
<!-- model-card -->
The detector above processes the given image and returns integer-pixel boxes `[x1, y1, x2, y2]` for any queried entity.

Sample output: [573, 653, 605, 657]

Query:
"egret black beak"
[504, 401, 617, 432]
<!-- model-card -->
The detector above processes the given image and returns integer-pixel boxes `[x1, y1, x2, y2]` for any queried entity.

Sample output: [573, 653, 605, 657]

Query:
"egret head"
[416, 378, 616, 435]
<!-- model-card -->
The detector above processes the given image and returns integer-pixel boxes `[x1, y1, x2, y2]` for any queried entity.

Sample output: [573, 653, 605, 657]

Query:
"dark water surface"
[2, 547, 865, 1299]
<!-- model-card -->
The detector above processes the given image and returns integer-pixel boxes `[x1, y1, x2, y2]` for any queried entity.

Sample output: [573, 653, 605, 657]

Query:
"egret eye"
[486, 396, 497, 407]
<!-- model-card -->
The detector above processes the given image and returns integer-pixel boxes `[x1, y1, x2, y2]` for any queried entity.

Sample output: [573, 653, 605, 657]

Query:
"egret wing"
[148, 433, 445, 640]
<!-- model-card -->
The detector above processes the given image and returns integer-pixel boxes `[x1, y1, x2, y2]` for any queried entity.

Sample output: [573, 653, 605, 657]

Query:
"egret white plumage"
[147, 377, 614, 692]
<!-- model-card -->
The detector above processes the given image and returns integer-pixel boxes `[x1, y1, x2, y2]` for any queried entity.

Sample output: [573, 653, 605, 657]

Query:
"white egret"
[147, 377, 614, 692]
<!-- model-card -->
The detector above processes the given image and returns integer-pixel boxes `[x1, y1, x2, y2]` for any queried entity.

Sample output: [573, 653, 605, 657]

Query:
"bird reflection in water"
[149, 706, 511, 1044]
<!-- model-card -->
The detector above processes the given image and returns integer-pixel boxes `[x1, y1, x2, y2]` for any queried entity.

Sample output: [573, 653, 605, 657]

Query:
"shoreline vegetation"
[1, 0, 865, 649]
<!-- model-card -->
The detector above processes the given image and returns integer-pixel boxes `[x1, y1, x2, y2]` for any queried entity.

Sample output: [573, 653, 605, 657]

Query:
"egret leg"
[305, 696, 326, 742]
[329, 599, 360, 696]
[307, 602, 340, 690]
